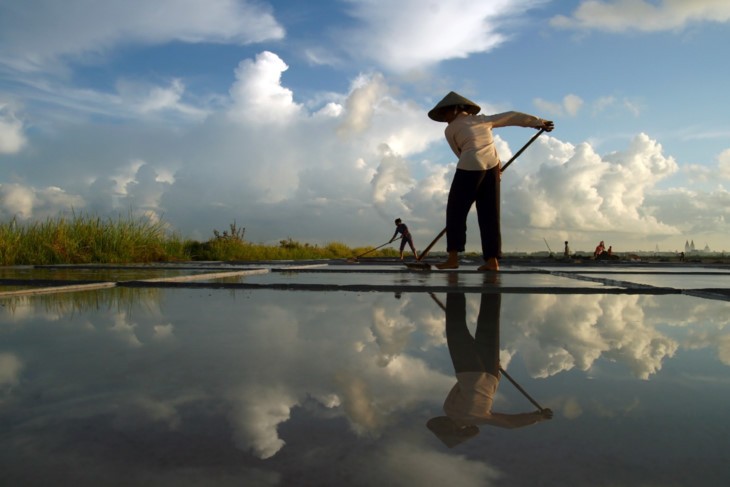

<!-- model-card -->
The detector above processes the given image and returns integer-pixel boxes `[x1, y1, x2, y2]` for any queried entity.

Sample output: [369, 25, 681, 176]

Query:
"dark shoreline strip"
[116, 281, 683, 294]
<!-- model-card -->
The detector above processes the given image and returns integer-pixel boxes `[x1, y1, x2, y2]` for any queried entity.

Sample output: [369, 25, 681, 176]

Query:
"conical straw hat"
[428, 91, 481, 121]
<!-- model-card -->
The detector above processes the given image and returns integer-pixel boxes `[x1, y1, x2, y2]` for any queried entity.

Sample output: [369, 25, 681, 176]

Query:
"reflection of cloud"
[133, 396, 181, 429]
[371, 306, 417, 366]
[153, 323, 174, 340]
[364, 442, 502, 486]
[685, 329, 730, 366]
[109, 312, 143, 347]
[335, 373, 381, 434]
[0, 352, 23, 389]
[506, 295, 679, 379]
[561, 396, 583, 419]
[4, 288, 729, 476]
[335, 354, 452, 437]
[591, 397, 640, 419]
[228, 385, 296, 459]
[112, 395, 197, 431]
[603, 325, 678, 380]
[716, 335, 730, 366]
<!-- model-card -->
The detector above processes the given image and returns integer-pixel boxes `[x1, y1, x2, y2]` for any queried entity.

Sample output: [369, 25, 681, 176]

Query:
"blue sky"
[1, 0, 729, 253]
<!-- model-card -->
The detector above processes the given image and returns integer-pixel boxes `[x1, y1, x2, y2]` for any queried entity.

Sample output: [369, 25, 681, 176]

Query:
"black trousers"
[445, 293, 501, 376]
[399, 235, 416, 252]
[445, 166, 501, 259]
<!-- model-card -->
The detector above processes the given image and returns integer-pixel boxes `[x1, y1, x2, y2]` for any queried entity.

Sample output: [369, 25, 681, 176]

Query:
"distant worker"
[594, 240, 606, 259]
[607, 246, 613, 256]
[564, 241, 570, 258]
[390, 218, 418, 260]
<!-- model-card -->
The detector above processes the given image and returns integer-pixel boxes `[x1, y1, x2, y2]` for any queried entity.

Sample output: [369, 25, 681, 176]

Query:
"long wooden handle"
[354, 236, 401, 259]
[499, 367, 544, 411]
[417, 227, 446, 261]
[500, 128, 545, 173]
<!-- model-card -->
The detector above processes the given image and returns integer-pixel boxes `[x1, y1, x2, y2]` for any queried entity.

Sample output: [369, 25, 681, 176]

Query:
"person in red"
[427, 292, 553, 447]
[390, 218, 418, 260]
[428, 91, 554, 271]
[594, 240, 606, 258]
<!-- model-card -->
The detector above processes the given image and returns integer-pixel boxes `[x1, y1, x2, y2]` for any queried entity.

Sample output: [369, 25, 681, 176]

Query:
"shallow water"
[1, 263, 729, 486]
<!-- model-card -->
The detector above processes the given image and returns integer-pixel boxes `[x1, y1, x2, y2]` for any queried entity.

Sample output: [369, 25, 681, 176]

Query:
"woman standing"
[428, 92, 554, 271]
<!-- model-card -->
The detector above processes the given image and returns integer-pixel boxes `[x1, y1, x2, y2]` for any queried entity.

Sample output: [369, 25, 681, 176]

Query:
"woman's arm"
[484, 408, 554, 429]
[486, 111, 553, 131]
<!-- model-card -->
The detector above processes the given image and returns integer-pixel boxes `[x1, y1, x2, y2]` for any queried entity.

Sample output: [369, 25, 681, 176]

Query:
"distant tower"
[704, 243, 711, 252]
[685, 240, 690, 253]
[690, 240, 696, 252]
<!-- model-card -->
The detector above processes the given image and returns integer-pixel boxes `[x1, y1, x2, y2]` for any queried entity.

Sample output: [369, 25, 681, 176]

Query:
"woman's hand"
[540, 120, 555, 132]
[539, 408, 554, 419]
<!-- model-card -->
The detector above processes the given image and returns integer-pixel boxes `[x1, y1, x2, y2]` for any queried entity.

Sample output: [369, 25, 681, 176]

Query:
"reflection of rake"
[498, 367, 545, 411]
[428, 292, 545, 411]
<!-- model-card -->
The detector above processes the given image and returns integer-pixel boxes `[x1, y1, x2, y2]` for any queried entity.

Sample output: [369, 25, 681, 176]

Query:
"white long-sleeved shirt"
[445, 111, 545, 171]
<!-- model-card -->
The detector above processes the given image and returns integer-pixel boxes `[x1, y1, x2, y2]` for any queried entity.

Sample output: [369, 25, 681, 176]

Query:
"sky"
[1, 0, 729, 254]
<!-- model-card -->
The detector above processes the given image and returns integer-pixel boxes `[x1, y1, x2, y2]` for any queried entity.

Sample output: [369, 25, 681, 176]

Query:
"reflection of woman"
[427, 293, 553, 447]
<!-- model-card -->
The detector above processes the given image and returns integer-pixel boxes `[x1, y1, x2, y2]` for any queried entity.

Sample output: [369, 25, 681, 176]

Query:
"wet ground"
[1, 258, 729, 486]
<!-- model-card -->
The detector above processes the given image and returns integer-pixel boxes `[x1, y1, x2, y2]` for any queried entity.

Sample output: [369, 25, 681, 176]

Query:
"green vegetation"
[187, 222, 398, 261]
[0, 213, 185, 265]
[0, 215, 399, 265]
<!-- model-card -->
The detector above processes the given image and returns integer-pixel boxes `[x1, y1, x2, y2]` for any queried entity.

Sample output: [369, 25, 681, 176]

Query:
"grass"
[0, 214, 185, 265]
[0, 215, 399, 265]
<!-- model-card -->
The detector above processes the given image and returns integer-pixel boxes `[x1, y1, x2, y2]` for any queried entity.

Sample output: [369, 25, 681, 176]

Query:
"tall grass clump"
[0, 214, 187, 265]
[1, 215, 402, 265]
[188, 223, 399, 261]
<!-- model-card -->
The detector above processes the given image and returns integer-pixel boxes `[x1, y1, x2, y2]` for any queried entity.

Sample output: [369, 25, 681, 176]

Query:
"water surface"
[1, 264, 729, 486]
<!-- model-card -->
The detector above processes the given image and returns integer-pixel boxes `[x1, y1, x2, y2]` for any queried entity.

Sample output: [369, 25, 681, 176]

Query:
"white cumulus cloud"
[0, 183, 85, 220]
[551, 0, 730, 32]
[339, 0, 545, 71]
[0, 104, 27, 154]
[0, 0, 285, 73]
[718, 148, 730, 180]
[228, 51, 303, 124]
[534, 94, 584, 117]
[507, 133, 680, 238]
